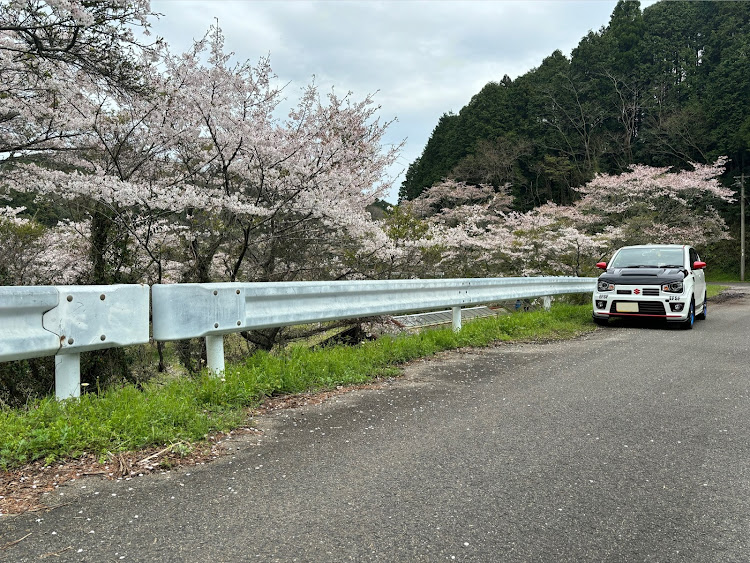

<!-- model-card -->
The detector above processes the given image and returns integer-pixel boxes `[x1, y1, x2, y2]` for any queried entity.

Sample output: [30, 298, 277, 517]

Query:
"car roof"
[617, 244, 687, 250]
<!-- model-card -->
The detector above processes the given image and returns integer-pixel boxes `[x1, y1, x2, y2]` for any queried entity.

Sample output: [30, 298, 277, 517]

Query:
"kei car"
[591, 244, 707, 329]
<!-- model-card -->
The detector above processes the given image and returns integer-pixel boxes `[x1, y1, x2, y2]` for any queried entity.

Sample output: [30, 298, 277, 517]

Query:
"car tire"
[681, 298, 695, 330]
[696, 292, 707, 320]
[593, 317, 608, 326]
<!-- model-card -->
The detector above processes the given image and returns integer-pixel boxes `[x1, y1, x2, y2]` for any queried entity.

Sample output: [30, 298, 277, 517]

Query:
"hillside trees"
[403, 158, 732, 278]
[702, 3, 750, 159]
[531, 49, 604, 192]
[398, 112, 460, 201]
[400, 0, 750, 215]
[638, 2, 707, 165]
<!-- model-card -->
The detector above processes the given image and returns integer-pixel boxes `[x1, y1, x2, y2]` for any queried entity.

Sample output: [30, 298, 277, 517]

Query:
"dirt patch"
[711, 290, 747, 304]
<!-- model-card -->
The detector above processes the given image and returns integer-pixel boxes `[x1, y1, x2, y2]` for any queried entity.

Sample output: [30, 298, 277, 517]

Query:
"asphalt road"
[3, 290, 750, 562]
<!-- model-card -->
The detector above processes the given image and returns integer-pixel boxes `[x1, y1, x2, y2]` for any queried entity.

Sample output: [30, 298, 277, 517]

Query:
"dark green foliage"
[88, 206, 138, 285]
[80, 348, 132, 390]
[400, 0, 750, 206]
[0, 358, 54, 408]
[399, 113, 461, 200]
[175, 339, 206, 375]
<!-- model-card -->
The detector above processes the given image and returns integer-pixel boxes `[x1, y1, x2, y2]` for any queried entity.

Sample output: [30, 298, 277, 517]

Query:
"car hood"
[599, 267, 687, 286]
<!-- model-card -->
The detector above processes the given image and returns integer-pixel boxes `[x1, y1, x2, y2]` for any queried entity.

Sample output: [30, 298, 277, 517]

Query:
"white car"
[592, 244, 707, 329]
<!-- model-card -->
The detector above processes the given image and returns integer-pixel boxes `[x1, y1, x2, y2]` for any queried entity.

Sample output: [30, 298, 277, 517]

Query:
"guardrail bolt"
[214, 323, 219, 328]
[67, 338, 74, 345]
[213, 290, 218, 296]
[66, 295, 73, 302]
[100, 294, 106, 301]
[236, 289, 240, 294]
[100, 335, 106, 341]
[236, 321, 241, 326]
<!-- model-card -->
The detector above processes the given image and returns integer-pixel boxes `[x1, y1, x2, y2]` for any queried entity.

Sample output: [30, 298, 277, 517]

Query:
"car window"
[689, 248, 700, 265]
[610, 248, 685, 269]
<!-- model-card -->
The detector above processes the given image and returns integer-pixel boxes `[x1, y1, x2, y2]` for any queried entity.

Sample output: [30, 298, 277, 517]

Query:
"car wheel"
[681, 298, 695, 330]
[696, 292, 707, 320]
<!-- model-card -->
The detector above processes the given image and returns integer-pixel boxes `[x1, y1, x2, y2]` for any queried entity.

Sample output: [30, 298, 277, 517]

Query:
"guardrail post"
[452, 306, 462, 332]
[55, 354, 81, 400]
[205, 335, 225, 375]
[542, 296, 552, 311]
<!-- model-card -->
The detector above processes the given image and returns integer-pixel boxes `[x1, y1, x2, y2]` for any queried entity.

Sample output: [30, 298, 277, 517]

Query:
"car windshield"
[610, 248, 685, 269]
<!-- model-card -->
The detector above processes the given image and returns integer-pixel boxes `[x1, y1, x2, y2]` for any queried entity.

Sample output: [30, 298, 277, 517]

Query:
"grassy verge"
[706, 272, 741, 283]
[0, 303, 594, 469]
[707, 284, 730, 299]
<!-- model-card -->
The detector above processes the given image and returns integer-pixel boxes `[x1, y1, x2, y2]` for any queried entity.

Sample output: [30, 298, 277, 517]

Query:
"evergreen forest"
[399, 0, 750, 225]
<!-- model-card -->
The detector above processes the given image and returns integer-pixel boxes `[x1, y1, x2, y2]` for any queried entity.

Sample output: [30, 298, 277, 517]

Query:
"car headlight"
[597, 280, 614, 292]
[662, 281, 684, 293]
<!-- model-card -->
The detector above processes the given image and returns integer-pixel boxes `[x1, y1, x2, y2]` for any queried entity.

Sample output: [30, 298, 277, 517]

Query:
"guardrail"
[152, 276, 596, 374]
[0, 285, 150, 399]
[1, 277, 597, 400]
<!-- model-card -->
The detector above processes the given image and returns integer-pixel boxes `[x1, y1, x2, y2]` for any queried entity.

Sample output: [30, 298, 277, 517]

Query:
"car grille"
[609, 300, 667, 315]
[616, 287, 660, 296]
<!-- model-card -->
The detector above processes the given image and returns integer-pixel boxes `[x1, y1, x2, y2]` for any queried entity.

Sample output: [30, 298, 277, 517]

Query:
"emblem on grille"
[634, 288, 641, 295]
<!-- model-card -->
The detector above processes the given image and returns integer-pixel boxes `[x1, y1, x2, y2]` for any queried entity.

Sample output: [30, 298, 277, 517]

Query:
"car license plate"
[616, 302, 639, 313]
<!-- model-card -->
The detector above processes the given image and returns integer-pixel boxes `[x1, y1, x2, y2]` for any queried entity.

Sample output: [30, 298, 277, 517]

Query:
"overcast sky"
[149, 0, 657, 202]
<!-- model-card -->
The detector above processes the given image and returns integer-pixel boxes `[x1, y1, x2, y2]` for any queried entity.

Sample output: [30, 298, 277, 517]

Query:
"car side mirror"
[693, 261, 706, 270]
[596, 262, 607, 270]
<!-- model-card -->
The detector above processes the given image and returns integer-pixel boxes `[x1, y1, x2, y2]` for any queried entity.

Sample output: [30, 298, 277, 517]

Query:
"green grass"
[0, 303, 604, 469]
[707, 284, 730, 299]
[706, 271, 741, 283]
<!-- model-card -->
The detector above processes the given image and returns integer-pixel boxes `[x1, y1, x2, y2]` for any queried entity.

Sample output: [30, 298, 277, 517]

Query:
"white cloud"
[150, 0, 657, 202]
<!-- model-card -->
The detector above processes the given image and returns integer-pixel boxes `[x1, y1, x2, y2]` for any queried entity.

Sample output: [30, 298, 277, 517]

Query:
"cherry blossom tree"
[501, 203, 617, 276]
[0, 0, 155, 158]
[405, 179, 516, 277]
[144, 25, 403, 285]
[1, 13, 407, 368]
[152, 27, 401, 284]
[1, 0, 159, 286]
[0, 206, 90, 285]
[405, 158, 731, 278]
[574, 158, 734, 248]
[2, 18, 404, 290]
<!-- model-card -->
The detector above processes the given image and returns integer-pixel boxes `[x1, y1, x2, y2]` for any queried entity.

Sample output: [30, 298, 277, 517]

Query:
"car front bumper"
[592, 287, 691, 322]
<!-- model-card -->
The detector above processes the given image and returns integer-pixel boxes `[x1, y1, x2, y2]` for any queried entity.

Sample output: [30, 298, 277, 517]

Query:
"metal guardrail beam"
[44, 285, 150, 356]
[152, 277, 596, 340]
[0, 285, 150, 399]
[152, 277, 597, 373]
[0, 286, 60, 362]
